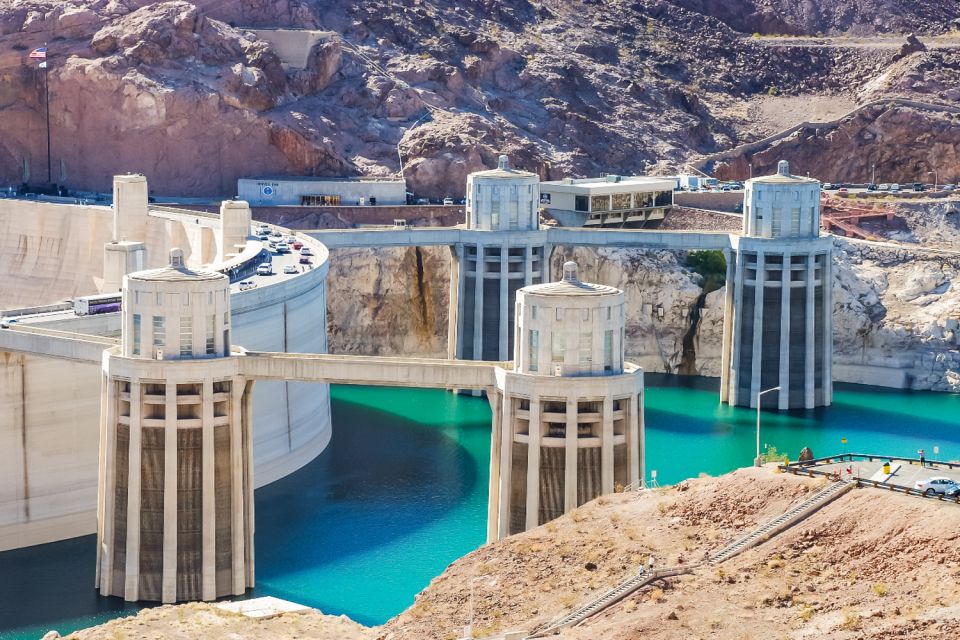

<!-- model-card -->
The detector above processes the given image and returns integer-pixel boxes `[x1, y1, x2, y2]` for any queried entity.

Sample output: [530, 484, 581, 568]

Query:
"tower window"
[529, 330, 539, 372]
[604, 330, 613, 371]
[206, 315, 215, 355]
[180, 316, 192, 357]
[551, 332, 565, 363]
[152, 316, 165, 348]
[132, 314, 141, 356]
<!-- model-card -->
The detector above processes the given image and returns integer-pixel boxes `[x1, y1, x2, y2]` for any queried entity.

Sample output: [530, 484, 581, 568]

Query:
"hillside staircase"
[708, 479, 852, 565]
[528, 479, 852, 637]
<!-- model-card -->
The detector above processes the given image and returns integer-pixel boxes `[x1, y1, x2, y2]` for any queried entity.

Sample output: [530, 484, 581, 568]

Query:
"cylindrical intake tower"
[488, 262, 644, 541]
[451, 156, 547, 364]
[720, 160, 833, 409]
[97, 249, 254, 603]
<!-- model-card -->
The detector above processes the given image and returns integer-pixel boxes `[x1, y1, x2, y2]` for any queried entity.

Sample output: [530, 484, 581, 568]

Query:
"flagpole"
[43, 42, 51, 185]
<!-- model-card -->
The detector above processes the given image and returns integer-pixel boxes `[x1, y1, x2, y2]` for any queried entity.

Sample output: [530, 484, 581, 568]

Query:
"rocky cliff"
[325, 241, 960, 392]
[1, 1, 959, 197]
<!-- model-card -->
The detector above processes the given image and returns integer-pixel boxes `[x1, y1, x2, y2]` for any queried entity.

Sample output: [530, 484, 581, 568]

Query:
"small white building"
[539, 175, 675, 227]
[237, 177, 407, 207]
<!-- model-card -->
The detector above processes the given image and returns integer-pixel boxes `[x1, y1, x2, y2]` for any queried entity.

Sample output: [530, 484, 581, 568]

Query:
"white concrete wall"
[0, 200, 333, 550]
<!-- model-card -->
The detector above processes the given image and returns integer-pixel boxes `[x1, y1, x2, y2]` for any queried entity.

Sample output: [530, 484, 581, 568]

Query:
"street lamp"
[755, 386, 781, 467]
[749, 163, 753, 179]
[928, 170, 938, 191]
[871, 163, 876, 185]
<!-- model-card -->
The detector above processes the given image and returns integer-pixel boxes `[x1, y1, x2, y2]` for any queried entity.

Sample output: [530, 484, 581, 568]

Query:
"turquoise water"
[2, 378, 960, 638]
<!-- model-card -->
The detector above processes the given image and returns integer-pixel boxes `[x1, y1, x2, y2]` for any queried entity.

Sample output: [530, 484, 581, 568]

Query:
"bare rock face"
[716, 105, 960, 185]
[4, 0, 957, 197]
[832, 239, 960, 392]
[326, 246, 450, 357]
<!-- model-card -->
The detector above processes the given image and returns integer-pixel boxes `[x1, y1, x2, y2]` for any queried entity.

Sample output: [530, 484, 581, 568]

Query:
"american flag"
[29, 47, 46, 59]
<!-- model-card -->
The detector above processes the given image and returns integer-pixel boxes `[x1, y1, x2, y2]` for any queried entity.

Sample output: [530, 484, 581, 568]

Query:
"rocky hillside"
[62, 468, 960, 639]
[1, 0, 959, 196]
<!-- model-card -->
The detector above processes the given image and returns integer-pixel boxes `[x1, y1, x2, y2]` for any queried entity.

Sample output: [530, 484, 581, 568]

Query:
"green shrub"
[687, 250, 727, 293]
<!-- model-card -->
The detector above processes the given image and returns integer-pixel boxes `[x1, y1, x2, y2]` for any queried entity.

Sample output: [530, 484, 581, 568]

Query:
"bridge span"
[306, 226, 735, 250]
[238, 351, 501, 391]
[0, 325, 501, 391]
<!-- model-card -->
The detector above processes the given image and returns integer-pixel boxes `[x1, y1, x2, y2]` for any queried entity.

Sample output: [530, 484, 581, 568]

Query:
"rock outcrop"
[323, 239, 960, 391]
[2, 1, 958, 196]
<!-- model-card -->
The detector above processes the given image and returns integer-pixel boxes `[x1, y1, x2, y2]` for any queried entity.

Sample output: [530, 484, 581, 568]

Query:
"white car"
[276, 242, 290, 253]
[285, 235, 296, 244]
[238, 280, 257, 291]
[878, 183, 890, 191]
[300, 247, 312, 256]
[915, 477, 960, 496]
[890, 183, 901, 192]
[256, 263, 273, 276]
[443, 197, 454, 205]
[283, 265, 298, 274]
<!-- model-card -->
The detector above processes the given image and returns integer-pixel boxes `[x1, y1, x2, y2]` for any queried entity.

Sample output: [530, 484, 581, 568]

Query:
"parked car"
[443, 197, 454, 205]
[300, 247, 312, 256]
[256, 263, 273, 276]
[415, 197, 430, 204]
[276, 242, 290, 253]
[913, 183, 924, 192]
[943, 184, 957, 191]
[866, 183, 878, 191]
[915, 477, 960, 496]
[837, 187, 848, 194]
[283, 265, 298, 274]
[299, 256, 311, 265]
[238, 280, 257, 291]
[822, 182, 835, 190]
[878, 183, 891, 191]
[890, 183, 901, 192]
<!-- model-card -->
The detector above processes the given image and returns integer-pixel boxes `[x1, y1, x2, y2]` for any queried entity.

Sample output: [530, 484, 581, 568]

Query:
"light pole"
[749, 163, 753, 179]
[755, 386, 781, 467]
[928, 170, 938, 191]
[871, 163, 876, 185]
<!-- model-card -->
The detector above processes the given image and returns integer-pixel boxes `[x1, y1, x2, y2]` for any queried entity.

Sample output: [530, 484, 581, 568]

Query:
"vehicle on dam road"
[915, 477, 960, 496]
[256, 263, 273, 276]
[238, 280, 257, 291]
[299, 256, 311, 265]
[283, 265, 298, 274]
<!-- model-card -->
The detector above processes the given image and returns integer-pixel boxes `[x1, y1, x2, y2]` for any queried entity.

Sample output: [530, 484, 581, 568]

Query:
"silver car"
[915, 477, 960, 496]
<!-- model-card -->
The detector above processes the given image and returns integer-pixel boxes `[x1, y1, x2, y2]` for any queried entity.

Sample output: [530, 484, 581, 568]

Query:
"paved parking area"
[789, 456, 960, 496]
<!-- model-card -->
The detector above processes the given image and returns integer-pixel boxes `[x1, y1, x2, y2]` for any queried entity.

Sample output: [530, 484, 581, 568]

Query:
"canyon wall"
[324, 243, 960, 392]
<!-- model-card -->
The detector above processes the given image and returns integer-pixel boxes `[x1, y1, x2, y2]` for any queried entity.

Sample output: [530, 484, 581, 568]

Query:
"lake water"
[2, 378, 959, 638]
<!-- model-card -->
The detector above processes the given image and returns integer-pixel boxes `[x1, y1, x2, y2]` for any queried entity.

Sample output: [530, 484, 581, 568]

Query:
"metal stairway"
[529, 479, 852, 637]
[529, 566, 693, 637]
[708, 479, 852, 565]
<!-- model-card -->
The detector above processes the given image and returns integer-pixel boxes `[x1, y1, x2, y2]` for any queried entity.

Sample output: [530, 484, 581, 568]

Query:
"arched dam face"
[0, 199, 332, 550]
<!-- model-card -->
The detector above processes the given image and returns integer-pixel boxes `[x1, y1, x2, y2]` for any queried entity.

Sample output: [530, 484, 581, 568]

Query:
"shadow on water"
[0, 536, 142, 639]
[254, 396, 485, 576]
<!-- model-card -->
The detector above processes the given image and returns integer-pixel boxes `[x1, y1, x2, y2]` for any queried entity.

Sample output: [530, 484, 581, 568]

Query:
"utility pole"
[44, 50, 51, 185]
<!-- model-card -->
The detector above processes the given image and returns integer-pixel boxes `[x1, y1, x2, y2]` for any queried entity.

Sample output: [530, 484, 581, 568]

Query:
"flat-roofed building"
[237, 177, 407, 207]
[539, 175, 675, 228]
